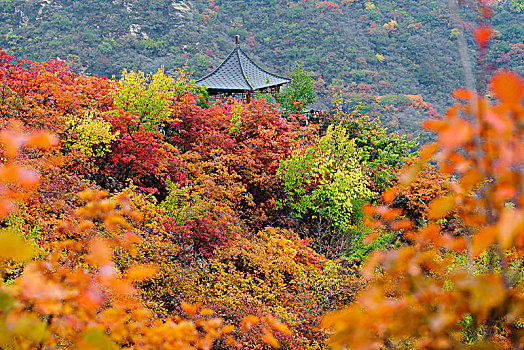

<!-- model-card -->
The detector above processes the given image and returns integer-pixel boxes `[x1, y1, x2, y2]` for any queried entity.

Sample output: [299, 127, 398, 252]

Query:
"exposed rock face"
[170, 0, 192, 18]
[111, 0, 192, 17]
[110, 0, 134, 13]
[172, 1, 191, 13]
[129, 24, 148, 39]
[37, 0, 53, 17]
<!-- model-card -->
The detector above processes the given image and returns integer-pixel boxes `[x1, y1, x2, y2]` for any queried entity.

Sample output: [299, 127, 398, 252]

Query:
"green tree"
[277, 124, 373, 257]
[338, 116, 418, 194]
[274, 63, 317, 114]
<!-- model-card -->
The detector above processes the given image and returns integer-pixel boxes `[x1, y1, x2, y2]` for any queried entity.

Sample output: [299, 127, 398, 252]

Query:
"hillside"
[1, 0, 523, 137]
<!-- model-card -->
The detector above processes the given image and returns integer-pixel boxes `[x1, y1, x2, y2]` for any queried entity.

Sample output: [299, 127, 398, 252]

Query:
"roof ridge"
[237, 48, 290, 82]
[236, 48, 254, 91]
[195, 49, 236, 84]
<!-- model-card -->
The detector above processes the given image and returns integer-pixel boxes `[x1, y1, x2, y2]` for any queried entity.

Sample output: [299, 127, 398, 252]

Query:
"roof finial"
[235, 35, 240, 48]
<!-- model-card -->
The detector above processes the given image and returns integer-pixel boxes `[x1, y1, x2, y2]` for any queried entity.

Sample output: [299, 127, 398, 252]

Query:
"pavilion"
[195, 36, 290, 102]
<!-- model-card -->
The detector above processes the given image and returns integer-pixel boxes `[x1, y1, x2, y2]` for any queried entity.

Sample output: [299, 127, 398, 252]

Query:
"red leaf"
[474, 25, 493, 48]
[452, 88, 474, 101]
[489, 70, 524, 107]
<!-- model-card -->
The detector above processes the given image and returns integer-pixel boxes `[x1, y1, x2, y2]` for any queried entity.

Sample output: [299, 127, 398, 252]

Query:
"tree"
[338, 115, 418, 194]
[277, 124, 373, 257]
[110, 67, 188, 129]
[274, 63, 318, 115]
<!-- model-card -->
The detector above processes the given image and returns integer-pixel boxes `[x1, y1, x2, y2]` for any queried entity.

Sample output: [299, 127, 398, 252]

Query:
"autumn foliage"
[324, 57, 524, 350]
[1, 1, 524, 348]
[0, 42, 358, 347]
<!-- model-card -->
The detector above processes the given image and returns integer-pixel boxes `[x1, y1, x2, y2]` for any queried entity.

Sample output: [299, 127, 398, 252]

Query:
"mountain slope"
[1, 0, 523, 138]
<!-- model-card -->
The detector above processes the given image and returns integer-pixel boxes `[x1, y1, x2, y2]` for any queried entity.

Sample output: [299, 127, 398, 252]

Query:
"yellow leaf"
[126, 265, 158, 282]
[0, 129, 24, 159]
[452, 88, 475, 101]
[221, 324, 235, 334]
[382, 187, 397, 204]
[181, 301, 201, 317]
[382, 208, 403, 221]
[87, 238, 111, 266]
[261, 329, 280, 348]
[268, 319, 291, 335]
[200, 308, 214, 316]
[103, 214, 130, 231]
[422, 119, 447, 132]
[390, 219, 413, 231]
[419, 142, 438, 161]
[0, 229, 34, 262]
[399, 162, 423, 186]
[460, 169, 483, 191]
[470, 275, 506, 312]
[429, 312, 455, 333]
[9, 314, 48, 343]
[497, 208, 523, 250]
[77, 328, 117, 350]
[240, 315, 259, 331]
[78, 220, 94, 232]
[428, 196, 456, 220]
[489, 70, 524, 107]
[472, 227, 497, 257]
[26, 131, 59, 150]
[78, 189, 98, 202]
[0, 165, 40, 188]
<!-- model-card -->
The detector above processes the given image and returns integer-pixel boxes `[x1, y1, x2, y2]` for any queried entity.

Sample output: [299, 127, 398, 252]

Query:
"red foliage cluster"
[172, 95, 299, 227]
[0, 48, 112, 134]
[101, 112, 186, 193]
[164, 207, 243, 258]
[315, 1, 341, 12]
[497, 43, 524, 64]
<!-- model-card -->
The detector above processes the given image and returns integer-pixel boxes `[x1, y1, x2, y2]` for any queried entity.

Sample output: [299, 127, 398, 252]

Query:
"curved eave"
[206, 88, 254, 94]
[254, 80, 290, 90]
[206, 83, 288, 94]
[236, 48, 290, 89]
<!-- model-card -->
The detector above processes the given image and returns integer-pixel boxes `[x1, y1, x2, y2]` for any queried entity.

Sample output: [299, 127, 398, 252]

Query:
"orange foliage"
[194, 227, 364, 348]
[324, 70, 524, 349]
[0, 52, 112, 135]
[0, 128, 291, 349]
[396, 159, 455, 222]
[405, 94, 432, 110]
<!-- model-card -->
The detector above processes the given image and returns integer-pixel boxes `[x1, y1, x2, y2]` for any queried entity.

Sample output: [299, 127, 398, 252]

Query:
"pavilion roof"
[195, 39, 290, 92]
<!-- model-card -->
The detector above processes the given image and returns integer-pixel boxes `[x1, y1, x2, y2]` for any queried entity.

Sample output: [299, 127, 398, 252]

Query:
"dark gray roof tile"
[196, 48, 290, 92]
